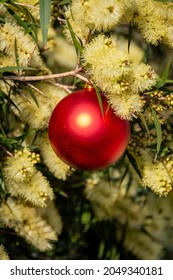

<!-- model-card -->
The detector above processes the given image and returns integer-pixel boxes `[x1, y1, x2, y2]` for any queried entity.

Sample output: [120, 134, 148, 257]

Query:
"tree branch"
[2, 68, 84, 82]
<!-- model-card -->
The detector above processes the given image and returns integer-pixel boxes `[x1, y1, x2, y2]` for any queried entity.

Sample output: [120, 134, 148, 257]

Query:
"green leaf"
[150, 107, 162, 155]
[126, 151, 142, 180]
[128, 22, 133, 53]
[138, 113, 150, 138]
[65, 15, 83, 56]
[94, 85, 104, 117]
[157, 59, 171, 88]
[0, 66, 34, 73]
[27, 87, 39, 107]
[0, 91, 20, 112]
[39, 0, 51, 45]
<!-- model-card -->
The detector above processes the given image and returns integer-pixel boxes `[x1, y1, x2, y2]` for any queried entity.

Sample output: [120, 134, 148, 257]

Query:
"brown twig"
[3, 68, 83, 82]
[0, 144, 13, 157]
[75, 73, 90, 84]
[26, 82, 48, 97]
[48, 82, 76, 94]
[14, 2, 39, 10]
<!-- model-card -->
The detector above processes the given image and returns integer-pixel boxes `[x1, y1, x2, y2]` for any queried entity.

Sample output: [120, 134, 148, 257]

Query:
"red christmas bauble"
[48, 88, 130, 171]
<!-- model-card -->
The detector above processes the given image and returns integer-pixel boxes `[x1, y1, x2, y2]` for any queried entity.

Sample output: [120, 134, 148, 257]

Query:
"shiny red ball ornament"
[48, 88, 130, 171]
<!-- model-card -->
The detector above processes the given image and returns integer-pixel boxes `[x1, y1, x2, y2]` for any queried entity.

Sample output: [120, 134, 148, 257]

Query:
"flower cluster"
[128, 133, 173, 197]
[64, 0, 135, 44]
[0, 245, 9, 260]
[0, 19, 44, 70]
[0, 198, 60, 251]
[83, 35, 158, 119]
[2, 148, 54, 207]
[142, 154, 173, 197]
[36, 133, 73, 180]
[65, 0, 173, 48]
[133, 0, 173, 47]
[10, 82, 67, 130]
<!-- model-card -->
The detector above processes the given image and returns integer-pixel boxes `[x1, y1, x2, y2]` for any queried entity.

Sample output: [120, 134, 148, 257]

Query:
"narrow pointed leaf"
[27, 87, 39, 107]
[0, 91, 20, 112]
[128, 22, 133, 53]
[39, 0, 51, 45]
[65, 16, 83, 56]
[126, 151, 142, 180]
[0, 66, 34, 72]
[139, 113, 150, 138]
[157, 59, 171, 88]
[94, 85, 104, 117]
[150, 107, 162, 154]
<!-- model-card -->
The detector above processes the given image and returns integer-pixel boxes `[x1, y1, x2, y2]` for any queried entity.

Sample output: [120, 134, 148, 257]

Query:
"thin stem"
[26, 82, 48, 97]
[3, 68, 83, 82]
[75, 73, 90, 84]
[0, 144, 13, 157]
[14, 2, 39, 10]
[49, 82, 75, 94]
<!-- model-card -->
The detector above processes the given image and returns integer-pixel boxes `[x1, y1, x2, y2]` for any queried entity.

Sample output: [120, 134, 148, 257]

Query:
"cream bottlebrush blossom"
[142, 154, 173, 197]
[0, 20, 44, 69]
[133, 0, 173, 47]
[2, 148, 54, 207]
[0, 245, 9, 260]
[11, 82, 67, 130]
[133, 5, 166, 45]
[0, 54, 18, 71]
[64, 0, 90, 45]
[132, 63, 158, 93]
[83, 35, 133, 92]
[64, 0, 135, 40]
[164, 24, 173, 48]
[128, 134, 173, 196]
[0, 198, 57, 252]
[106, 93, 144, 120]
[36, 133, 72, 180]
[37, 201, 63, 236]
[84, 0, 124, 32]
[84, 0, 135, 32]
[83, 35, 157, 119]
[83, 35, 117, 70]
